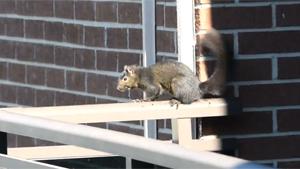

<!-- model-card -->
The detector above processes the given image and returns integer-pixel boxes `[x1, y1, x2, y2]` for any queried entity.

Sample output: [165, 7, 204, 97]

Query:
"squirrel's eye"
[123, 77, 128, 81]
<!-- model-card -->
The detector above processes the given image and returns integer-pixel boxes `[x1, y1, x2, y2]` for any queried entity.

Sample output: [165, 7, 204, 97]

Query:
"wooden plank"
[8, 145, 114, 161]
[0, 99, 229, 123]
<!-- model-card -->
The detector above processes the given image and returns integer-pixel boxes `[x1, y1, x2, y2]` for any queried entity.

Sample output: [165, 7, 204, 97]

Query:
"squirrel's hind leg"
[171, 76, 200, 104]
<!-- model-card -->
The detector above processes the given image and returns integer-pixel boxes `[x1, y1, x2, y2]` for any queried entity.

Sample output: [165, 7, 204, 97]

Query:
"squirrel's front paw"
[132, 99, 143, 102]
[169, 99, 180, 109]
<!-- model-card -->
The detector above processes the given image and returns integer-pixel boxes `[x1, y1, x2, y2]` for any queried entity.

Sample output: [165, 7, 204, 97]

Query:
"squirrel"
[116, 28, 226, 104]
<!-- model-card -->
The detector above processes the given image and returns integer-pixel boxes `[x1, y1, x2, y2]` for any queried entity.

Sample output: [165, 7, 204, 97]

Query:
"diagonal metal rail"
[0, 154, 67, 169]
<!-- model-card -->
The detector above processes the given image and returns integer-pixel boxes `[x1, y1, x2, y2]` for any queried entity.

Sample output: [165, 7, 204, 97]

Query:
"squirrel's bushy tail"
[198, 29, 227, 96]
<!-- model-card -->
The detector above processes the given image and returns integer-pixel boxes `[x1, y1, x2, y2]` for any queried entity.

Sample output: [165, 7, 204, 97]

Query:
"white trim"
[0, 154, 66, 169]
[142, 0, 157, 139]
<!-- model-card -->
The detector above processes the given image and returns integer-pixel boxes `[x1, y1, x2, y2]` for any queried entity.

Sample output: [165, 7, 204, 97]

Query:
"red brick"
[96, 50, 118, 71]
[75, 1, 95, 21]
[129, 29, 142, 50]
[25, 20, 44, 39]
[84, 26, 105, 47]
[96, 2, 117, 22]
[25, 0, 54, 17]
[54, 0, 74, 19]
[0, 18, 5, 35]
[118, 3, 142, 24]
[203, 111, 273, 136]
[277, 4, 300, 27]
[15, 43, 34, 61]
[35, 139, 57, 147]
[54, 46, 75, 67]
[277, 109, 300, 132]
[239, 31, 300, 54]
[63, 24, 83, 44]
[35, 45, 55, 64]
[36, 90, 55, 107]
[156, 5, 164, 26]
[0, 0, 15, 13]
[238, 135, 300, 160]
[278, 57, 300, 80]
[0, 40, 15, 58]
[87, 73, 107, 95]
[6, 18, 24, 37]
[232, 59, 272, 81]
[15, 135, 35, 147]
[55, 92, 94, 106]
[156, 55, 176, 62]
[239, 83, 300, 107]
[15, 0, 26, 15]
[108, 123, 143, 136]
[46, 68, 65, 88]
[165, 6, 177, 28]
[0, 84, 16, 103]
[74, 49, 95, 69]
[0, 62, 7, 79]
[204, 6, 272, 30]
[7, 134, 17, 148]
[8, 63, 26, 83]
[66, 71, 86, 91]
[156, 30, 175, 53]
[27, 66, 46, 85]
[17, 87, 35, 106]
[107, 28, 127, 49]
[45, 22, 63, 41]
[118, 52, 141, 72]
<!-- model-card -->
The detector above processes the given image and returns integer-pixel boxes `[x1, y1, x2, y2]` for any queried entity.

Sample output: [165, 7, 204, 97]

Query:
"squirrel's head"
[117, 65, 139, 92]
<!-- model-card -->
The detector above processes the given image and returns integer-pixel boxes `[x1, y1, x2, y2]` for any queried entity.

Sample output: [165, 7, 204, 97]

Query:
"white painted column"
[173, 0, 197, 143]
[142, 0, 157, 139]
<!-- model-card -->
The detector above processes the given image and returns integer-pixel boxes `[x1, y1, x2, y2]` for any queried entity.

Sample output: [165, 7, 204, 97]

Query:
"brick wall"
[0, 0, 176, 147]
[1, 0, 184, 150]
[1, 0, 299, 167]
[195, 0, 300, 167]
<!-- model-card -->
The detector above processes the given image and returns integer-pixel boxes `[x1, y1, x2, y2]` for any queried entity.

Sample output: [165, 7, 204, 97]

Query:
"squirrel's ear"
[123, 65, 128, 71]
[124, 65, 134, 74]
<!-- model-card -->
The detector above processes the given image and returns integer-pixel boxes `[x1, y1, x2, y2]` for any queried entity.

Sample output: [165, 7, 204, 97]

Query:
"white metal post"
[173, 0, 197, 142]
[142, 0, 157, 139]
[177, 0, 195, 71]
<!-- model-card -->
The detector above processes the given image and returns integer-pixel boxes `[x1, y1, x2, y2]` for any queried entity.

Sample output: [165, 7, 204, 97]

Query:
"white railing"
[0, 99, 271, 169]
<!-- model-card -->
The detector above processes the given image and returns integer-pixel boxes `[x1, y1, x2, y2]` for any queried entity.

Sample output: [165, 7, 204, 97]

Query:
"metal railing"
[0, 99, 271, 169]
